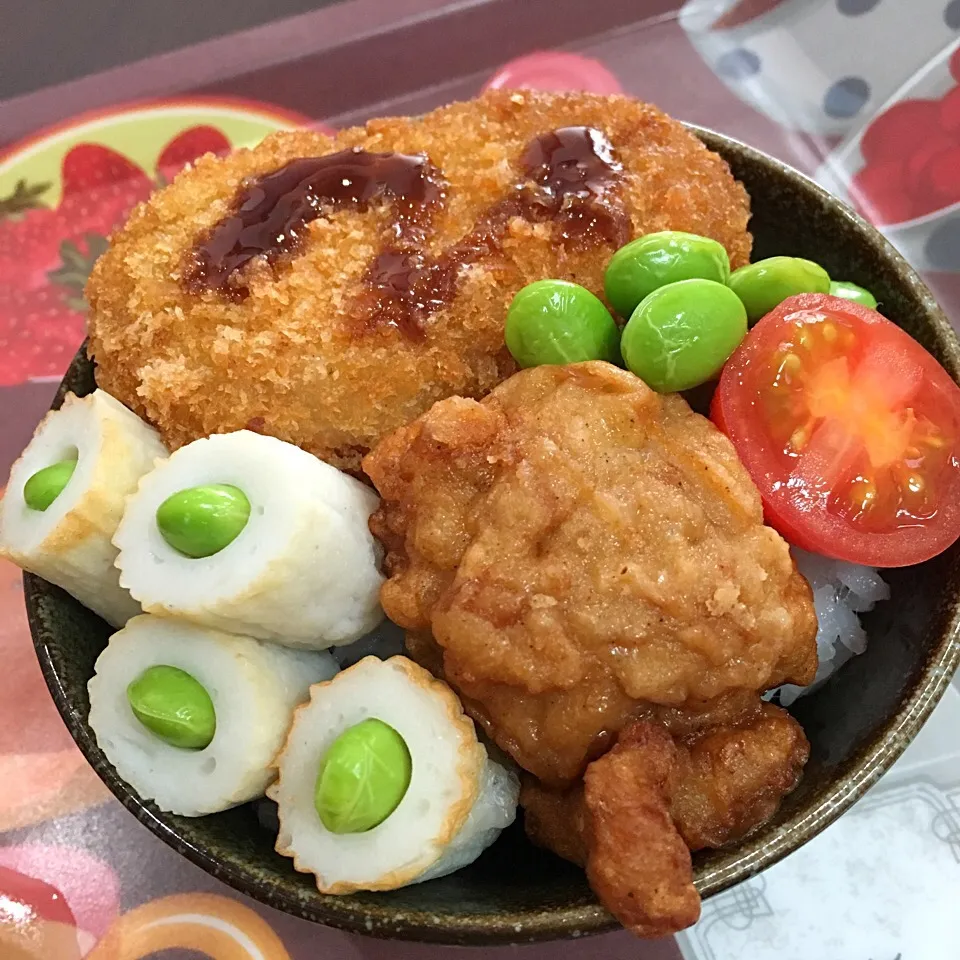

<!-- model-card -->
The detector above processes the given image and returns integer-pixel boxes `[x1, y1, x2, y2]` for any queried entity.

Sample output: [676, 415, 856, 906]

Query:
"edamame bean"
[620, 279, 747, 393]
[604, 231, 731, 318]
[127, 664, 216, 750]
[23, 458, 77, 512]
[314, 718, 412, 834]
[156, 484, 251, 559]
[830, 279, 878, 309]
[728, 257, 830, 323]
[505, 279, 620, 369]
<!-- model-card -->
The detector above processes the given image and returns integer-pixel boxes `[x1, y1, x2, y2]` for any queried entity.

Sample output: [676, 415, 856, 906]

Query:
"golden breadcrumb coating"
[87, 91, 751, 472]
[364, 362, 817, 786]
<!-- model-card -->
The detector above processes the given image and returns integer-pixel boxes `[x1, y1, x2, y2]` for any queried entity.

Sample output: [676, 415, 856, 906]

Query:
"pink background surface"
[2, 1, 959, 957]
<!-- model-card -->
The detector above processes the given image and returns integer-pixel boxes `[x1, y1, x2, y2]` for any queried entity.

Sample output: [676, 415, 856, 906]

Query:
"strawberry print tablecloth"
[1, 1, 959, 957]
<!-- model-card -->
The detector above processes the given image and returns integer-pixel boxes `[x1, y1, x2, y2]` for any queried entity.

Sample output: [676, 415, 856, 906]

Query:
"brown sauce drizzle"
[185, 126, 629, 338]
[184, 149, 445, 303]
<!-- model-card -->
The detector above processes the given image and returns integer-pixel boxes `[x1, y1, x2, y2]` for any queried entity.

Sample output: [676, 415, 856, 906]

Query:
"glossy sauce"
[184, 149, 445, 304]
[187, 126, 628, 338]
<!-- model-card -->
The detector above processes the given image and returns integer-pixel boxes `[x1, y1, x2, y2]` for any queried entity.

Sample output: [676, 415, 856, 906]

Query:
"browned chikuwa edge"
[184, 126, 630, 338]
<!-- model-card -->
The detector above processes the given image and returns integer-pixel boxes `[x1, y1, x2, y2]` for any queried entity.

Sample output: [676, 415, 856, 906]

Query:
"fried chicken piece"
[366, 362, 817, 786]
[87, 91, 751, 473]
[522, 722, 699, 938]
[521, 703, 808, 937]
[583, 722, 701, 937]
[671, 700, 809, 849]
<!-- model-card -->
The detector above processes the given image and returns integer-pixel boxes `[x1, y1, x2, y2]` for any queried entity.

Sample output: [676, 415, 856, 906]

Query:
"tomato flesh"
[711, 293, 960, 567]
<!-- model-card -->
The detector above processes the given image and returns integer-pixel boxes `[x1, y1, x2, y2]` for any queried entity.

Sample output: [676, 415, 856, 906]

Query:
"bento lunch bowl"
[26, 128, 960, 945]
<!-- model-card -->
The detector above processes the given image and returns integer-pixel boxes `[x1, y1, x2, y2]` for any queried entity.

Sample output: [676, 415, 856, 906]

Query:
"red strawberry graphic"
[0, 286, 87, 386]
[0, 125, 233, 384]
[0, 205, 63, 293]
[0, 180, 152, 295]
[158, 125, 231, 180]
[61, 143, 152, 200]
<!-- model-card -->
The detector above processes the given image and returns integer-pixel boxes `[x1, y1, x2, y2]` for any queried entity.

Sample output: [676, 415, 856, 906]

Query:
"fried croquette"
[521, 703, 809, 937]
[364, 361, 817, 787]
[87, 91, 752, 473]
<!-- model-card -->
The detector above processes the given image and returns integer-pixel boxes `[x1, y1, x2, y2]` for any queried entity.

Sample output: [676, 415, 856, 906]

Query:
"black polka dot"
[925, 216, 960, 271]
[837, 0, 881, 14]
[715, 48, 761, 81]
[823, 76, 871, 119]
[946, 0, 960, 28]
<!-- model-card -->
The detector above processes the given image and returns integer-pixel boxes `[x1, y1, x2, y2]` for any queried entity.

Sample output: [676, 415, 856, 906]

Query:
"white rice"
[771, 547, 890, 706]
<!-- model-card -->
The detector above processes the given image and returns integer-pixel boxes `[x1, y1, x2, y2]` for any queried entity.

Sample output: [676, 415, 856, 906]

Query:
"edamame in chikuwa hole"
[22, 457, 77, 512]
[267, 655, 520, 893]
[314, 718, 412, 833]
[127, 664, 216, 749]
[620, 278, 747, 392]
[505, 279, 620, 368]
[155, 483, 251, 559]
[604, 230, 731, 318]
[0, 389, 167, 629]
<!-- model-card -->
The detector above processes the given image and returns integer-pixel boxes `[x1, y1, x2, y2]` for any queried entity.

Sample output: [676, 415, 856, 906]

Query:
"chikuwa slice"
[0, 390, 166, 626]
[113, 431, 384, 648]
[269, 656, 520, 893]
[88, 614, 339, 816]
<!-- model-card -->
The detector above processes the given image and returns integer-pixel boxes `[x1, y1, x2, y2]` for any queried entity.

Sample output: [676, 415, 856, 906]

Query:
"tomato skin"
[712, 293, 960, 568]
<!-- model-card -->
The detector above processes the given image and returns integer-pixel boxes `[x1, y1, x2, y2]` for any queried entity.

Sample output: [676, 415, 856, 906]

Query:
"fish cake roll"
[88, 614, 339, 816]
[113, 430, 384, 648]
[0, 390, 166, 626]
[269, 656, 519, 893]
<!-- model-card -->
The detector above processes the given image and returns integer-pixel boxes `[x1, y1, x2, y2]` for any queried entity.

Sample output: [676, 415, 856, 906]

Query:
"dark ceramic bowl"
[25, 128, 960, 945]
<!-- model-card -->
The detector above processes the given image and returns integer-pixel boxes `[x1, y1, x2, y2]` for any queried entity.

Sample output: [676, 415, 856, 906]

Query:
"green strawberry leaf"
[64, 294, 89, 312]
[47, 233, 111, 309]
[0, 179, 52, 219]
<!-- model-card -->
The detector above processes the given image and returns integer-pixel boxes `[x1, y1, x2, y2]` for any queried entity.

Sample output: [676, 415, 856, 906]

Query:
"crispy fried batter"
[87, 92, 751, 472]
[584, 722, 700, 938]
[521, 702, 807, 936]
[672, 701, 810, 850]
[365, 362, 817, 786]
[523, 722, 700, 938]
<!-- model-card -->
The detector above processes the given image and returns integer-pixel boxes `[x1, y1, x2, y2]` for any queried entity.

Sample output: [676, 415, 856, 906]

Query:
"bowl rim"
[25, 123, 960, 945]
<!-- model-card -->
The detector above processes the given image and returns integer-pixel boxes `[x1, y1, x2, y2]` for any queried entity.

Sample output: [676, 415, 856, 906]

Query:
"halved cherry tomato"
[711, 293, 960, 567]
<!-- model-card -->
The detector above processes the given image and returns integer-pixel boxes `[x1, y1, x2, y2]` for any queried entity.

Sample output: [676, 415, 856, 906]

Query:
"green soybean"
[314, 718, 412, 834]
[830, 279, 878, 309]
[620, 279, 747, 393]
[604, 231, 731, 319]
[156, 484, 251, 559]
[23, 458, 77, 512]
[127, 665, 216, 750]
[505, 279, 620, 369]
[728, 256, 831, 323]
